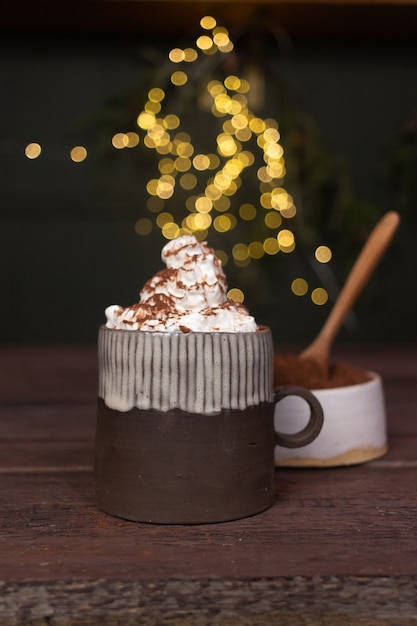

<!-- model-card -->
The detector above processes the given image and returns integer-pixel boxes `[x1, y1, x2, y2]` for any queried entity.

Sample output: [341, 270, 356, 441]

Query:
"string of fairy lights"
[20, 15, 332, 306]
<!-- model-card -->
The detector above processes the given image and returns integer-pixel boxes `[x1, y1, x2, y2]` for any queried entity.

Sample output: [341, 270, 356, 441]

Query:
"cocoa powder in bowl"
[274, 354, 372, 390]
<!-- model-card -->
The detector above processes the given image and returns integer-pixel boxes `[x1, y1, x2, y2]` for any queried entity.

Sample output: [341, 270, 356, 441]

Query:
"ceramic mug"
[94, 326, 324, 524]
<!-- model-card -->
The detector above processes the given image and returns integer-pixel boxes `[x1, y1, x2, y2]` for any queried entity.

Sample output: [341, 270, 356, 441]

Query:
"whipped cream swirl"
[105, 235, 257, 333]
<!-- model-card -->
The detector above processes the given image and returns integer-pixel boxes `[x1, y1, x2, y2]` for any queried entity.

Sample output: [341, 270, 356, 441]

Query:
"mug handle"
[274, 385, 324, 449]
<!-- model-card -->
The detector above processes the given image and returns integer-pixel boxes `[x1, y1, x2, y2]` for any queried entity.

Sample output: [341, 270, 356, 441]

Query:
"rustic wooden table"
[1, 344, 417, 625]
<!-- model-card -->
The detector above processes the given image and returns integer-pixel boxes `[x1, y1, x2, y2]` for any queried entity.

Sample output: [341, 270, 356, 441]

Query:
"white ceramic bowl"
[274, 372, 387, 467]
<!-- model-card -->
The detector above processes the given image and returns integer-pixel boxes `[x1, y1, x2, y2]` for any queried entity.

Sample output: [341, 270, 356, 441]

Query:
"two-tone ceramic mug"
[94, 326, 324, 524]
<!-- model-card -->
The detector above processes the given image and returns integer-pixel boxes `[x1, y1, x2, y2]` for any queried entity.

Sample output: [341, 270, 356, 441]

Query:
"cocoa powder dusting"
[274, 353, 372, 390]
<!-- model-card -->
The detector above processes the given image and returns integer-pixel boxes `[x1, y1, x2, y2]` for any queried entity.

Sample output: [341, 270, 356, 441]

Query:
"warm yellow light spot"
[213, 25, 229, 36]
[196, 35, 213, 51]
[200, 15, 216, 29]
[213, 27, 231, 52]
[217, 39, 234, 53]
[135, 218, 152, 236]
[248, 241, 264, 260]
[195, 196, 213, 213]
[148, 87, 165, 102]
[214, 214, 236, 232]
[264, 211, 282, 229]
[231, 113, 248, 130]
[260, 192, 272, 209]
[223, 159, 242, 179]
[162, 222, 181, 240]
[237, 79, 250, 93]
[112, 133, 128, 149]
[235, 127, 252, 142]
[25, 142, 41, 159]
[174, 156, 191, 172]
[263, 237, 280, 255]
[214, 93, 231, 114]
[229, 100, 243, 115]
[234, 93, 248, 108]
[176, 141, 194, 157]
[185, 196, 197, 212]
[215, 249, 228, 267]
[311, 288, 329, 305]
[194, 229, 209, 241]
[158, 157, 175, 174]
[224, 75, 241, 91]
[232, 243, 249, 261]
[227, 288, 245, 303]
[264, 143, 284, 159]
[222, 120, 234, 135]
[257, 166, 272, 183]
[181, 218, 193, 234]
[266, 161, 285, 179]
[144, 100, 161, 114]
[179, 173, 197, 190]
[263, 128, 280, 143]
[217, 134, 238, 157]
[126, 132, 140, 147]
[271, 188, 291, 211]
[239, 203, 257, 221]
[205, 183, 222, 201]
[207, 80, 225, 97]
[186, 213, 212, 231]
[163, 114, 180, 130]
[213, 172, 230, 191]
[249, 117, 266, 134]
[147, 196, 164, 213]
[280, 204, 297, 219]
[148, 124, 170, 147]
[291, 278, 309, 296]
[213, 195, 230, 212]
[238, 151, 255, 167]
[171, 71, 188, 86]
[208, 154, 220, 169]
[174, 131, 191, 143]
[156, 175, 175, 199]
[195, 214, 212, 230]
[146, 179, 159, 196]
[265, 118, 279, 130]
[315, 245, 332, 263]
[156, 142, 172, 155]
[222, 179, 239, 196]
[193, 154, 210, 171]
[137, 111, 155, 129]
[70, 146, 87, 162]
[156, 212, 174, 228]
[169, 48, 185, 63]
[144, 136, 156, 149]
[277, 229, 295, 252]
[184, 48, 198, 62]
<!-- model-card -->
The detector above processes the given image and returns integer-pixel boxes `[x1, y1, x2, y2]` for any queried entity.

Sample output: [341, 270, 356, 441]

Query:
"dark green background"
[1, 29, 416, 345]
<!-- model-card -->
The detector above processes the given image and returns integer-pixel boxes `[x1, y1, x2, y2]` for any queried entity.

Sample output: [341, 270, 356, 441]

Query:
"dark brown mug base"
[94, 399, 276, 524]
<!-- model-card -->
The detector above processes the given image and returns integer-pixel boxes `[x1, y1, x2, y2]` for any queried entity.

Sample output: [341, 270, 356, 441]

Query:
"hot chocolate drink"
[95, 236, 323, 523]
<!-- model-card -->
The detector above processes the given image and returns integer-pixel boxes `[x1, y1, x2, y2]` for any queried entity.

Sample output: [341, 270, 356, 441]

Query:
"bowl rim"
[309, 370, 382, 395]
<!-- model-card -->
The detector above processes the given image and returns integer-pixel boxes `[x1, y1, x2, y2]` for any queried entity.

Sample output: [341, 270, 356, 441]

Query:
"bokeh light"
[70, 146, 87, 162]
[227, 287, 245, 303]
[315, 245, 332, 263]
[291, 278, 309, 296]
[20, 14, 332, 308]
[311, 287, 329, 305]
[24, 143, 42, 159]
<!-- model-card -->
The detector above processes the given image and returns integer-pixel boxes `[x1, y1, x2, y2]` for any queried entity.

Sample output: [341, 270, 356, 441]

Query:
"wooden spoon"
[299, 211, 401, 375]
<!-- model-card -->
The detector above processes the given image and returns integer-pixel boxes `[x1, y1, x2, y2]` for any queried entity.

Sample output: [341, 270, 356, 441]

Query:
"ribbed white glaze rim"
[98, 326, 274, 414]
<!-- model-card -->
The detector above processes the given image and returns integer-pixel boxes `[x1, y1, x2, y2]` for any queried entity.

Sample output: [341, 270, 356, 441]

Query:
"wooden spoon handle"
[302, 211, 400, 360]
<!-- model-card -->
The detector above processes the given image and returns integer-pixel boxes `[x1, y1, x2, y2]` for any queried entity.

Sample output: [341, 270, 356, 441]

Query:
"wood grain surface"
[1, 344, 417, 624]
